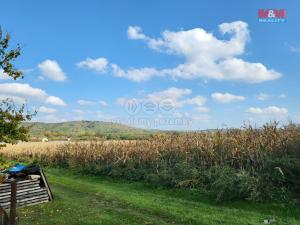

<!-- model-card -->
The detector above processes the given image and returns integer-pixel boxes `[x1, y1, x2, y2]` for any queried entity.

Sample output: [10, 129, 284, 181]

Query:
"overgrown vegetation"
[2, 122, 300, 202]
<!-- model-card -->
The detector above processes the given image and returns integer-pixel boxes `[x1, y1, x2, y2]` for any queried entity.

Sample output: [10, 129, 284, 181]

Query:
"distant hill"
[24, 121, 157, 140]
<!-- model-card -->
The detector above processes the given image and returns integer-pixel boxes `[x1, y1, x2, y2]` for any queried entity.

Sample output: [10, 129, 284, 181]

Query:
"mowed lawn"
[18, 169, 300, 225]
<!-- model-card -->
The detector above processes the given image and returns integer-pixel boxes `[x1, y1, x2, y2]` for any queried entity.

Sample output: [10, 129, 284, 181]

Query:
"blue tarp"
[7, 164, 26, 173]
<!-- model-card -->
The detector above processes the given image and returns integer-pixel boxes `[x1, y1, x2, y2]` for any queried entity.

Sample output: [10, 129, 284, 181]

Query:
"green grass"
[18, 169, 300, 225]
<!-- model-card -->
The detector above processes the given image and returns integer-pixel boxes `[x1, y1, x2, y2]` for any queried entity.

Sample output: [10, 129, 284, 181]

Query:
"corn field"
[1, 122, 300, 201]
[1, 122, 299, 170]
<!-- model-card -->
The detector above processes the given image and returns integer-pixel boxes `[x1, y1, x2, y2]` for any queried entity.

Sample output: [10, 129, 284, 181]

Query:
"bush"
[203, 166, 256, 202]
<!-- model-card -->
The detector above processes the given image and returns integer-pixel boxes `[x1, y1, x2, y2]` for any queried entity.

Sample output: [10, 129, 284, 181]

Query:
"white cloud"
[0, 95, 25, 104]
[0, 69, 11, 80]
[147, 87, 192, 108]
[211, 92, 245, 103]
[77, 57, 108, 73]
[38, 59, 67, 81]
[257, 93, 270, 101]
[184, 96, 207, 106]
[45, 96, 66, 106]
[39, 106, 56, 114]
[127, 26, 164, 50]
[116, 87, 207, 112]
[246, 106, 288, 116]
[147, 87, 191, 101]
[111, 64, 161, 82]
[128, 26, 147, 40]
[99, 100, 107, 106]
[0, 83, 65, 106]
[77, 99, 95, 106]
[108, 21, 281, 83]
[0, 83, 46, 100]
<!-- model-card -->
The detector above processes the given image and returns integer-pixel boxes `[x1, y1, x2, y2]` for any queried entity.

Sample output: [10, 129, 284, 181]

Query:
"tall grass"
[1, 122, 300, 202]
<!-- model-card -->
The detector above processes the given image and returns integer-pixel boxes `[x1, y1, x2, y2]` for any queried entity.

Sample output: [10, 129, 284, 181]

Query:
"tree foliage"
[0, 28, 23, 80]
[0, 27, 33, 145]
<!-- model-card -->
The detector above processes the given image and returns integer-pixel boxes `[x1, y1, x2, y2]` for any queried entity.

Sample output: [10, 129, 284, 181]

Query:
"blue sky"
[0, 0, 299, 130]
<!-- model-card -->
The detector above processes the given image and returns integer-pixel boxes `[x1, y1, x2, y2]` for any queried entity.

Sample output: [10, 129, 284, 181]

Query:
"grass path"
[18, 169, 300, 225]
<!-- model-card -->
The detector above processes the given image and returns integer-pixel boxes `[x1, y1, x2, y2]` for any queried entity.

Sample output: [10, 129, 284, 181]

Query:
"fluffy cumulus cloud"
[77, 57, 108, 73]
[184, 96, 207, 106]
[97, 21, 281, 83]
[111, 64, 161, 82]
[38, 59, 67, 81]
[46, 96, 65, 106]
[246, 106, 288, 116]
[146, 87, 192, 107]
[0, 83, 65, 106]
[211, 92, 245, 103]
[127, 26, 164, 50]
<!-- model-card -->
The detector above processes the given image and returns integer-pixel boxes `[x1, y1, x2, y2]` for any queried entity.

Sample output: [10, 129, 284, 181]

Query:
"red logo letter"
[258, 9, 268, 18]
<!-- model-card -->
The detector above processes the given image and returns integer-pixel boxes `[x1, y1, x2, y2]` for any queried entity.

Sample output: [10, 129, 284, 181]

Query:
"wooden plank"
[0, 180, 40, 189]
[0, 189, 48, 202]
[17, 191, 48, 200]
[0, 183, 40, 193]
[40, 168, 53, 201]
[0, 185, 40, 194]
[3, 182, 40, 190]
[17, 194, 49, 203]
[0, 195, 49, 208]
[1, 190, 48, 201]
[0, 187, 42, 197]
[10, 181, 17, 225]
[0, 183, 40, 191]
[17, 188, 48, 196]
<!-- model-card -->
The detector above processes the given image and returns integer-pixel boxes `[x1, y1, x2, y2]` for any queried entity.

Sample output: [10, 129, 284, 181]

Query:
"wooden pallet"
[0, 169, 53, 209]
